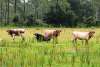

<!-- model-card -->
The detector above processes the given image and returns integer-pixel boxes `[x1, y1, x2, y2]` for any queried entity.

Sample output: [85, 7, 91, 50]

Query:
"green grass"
[0, 28, 100, 67]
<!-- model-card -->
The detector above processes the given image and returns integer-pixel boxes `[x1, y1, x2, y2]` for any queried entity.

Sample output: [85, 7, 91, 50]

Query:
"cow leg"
[85, 40, 88, 45]
[85, 40, 89, 50]
[75, 39, 78, 52]
[55, 37, 58, 44]
[72, 38, 77, 52]
[21, 34, 25, 40]
[85, 40, 90, 64]
[53, 37, 55, 44]
[53, 37, 56, 44]
[72, 38, 77, 45]
[20, 34, 25, 40]
[12, 34, 15, 40]
[82, 40, 84, 45]
[18, 32, 24, 40]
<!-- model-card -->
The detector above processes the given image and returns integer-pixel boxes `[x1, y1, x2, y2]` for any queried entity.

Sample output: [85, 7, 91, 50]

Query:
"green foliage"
[0, 0, 99, 27]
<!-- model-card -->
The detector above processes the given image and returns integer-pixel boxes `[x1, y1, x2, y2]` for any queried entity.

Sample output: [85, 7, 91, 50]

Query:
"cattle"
[72, 31, 95, 45]
[45, 29, 61, 38]
[72, 31, 95, 51]
[34, 33, 51, 41]
[7, 29, 25, 40]
[44, 29, 61, 43]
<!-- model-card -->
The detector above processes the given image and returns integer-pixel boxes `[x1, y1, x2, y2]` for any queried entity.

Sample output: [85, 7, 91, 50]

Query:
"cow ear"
[34, 33, 36, 35]
[59, 30, 61, 32]
[93, 31, 95, 34]
[56, 30, 61, 32]
[55, 30, 58, 33]
[6, 30, 9, 32]
[89, 32, 92, 35]
[89, 31, 95, 35]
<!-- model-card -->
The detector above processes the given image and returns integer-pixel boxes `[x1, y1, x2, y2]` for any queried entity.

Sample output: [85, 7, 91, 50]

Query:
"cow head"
[88, 31, 95, 39]
[6, 30, 12, 35]
[6, 30, 10, 33]
[53, 30, 61, 37]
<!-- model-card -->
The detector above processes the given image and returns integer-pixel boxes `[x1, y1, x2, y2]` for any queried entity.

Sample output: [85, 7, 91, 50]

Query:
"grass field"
[0, 28, 100, 67]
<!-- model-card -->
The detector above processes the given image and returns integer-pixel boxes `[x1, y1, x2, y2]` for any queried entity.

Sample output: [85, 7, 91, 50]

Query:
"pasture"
[0, 28, 100, 67]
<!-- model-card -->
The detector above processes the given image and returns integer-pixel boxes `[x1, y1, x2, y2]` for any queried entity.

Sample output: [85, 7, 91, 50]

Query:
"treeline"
[0, 0, 100, 27]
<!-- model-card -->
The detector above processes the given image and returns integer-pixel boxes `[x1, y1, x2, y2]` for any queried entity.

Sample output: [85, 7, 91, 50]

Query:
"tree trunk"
[5, 1, 7, 24]
[7, 0, 10, 24]
[5, 0, 10, 24]
[23, 0, 26, 21]
[0, 2, 3, 23]
[14, 0, 17, 14]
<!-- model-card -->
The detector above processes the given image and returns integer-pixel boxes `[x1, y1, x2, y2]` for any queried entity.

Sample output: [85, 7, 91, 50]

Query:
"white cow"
[72, 31, 95, 44]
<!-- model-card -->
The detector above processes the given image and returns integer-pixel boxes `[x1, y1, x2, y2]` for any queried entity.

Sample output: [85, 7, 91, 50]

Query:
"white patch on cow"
[72, 31, 89, 40]
[11, 29, 25, 31]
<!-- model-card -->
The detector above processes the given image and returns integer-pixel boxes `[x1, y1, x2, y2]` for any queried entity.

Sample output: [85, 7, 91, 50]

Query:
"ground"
[0, 27, 100, 67]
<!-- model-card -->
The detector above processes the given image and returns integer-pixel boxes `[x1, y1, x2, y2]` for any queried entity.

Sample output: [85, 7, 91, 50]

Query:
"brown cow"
[44, 29, 61, 43]
[34, 33, 51, 41]
[7, 29, 25, 40]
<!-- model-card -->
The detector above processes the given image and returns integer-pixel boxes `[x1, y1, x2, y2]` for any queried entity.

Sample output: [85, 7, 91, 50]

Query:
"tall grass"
[0, 28, 100, 67]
